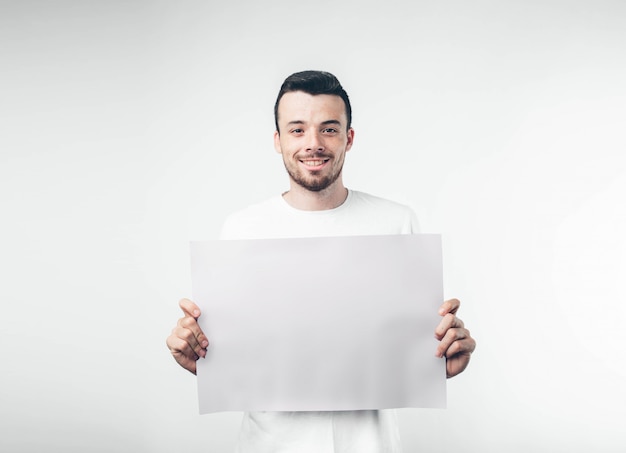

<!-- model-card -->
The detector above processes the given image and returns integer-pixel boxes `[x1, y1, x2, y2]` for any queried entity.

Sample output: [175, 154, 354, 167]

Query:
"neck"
[282, 180, 348, 211]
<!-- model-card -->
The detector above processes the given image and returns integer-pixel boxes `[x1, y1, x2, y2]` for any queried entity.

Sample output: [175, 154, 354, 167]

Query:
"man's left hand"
[435, 298, 476, 378]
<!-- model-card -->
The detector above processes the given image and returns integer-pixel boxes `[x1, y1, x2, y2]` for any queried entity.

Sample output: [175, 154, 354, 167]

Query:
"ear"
[345, 128, 355, 152]
[273, 130, 282, 154]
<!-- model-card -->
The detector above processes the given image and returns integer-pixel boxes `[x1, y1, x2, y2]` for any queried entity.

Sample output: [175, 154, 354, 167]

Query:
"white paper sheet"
[191, 234, 446, 413]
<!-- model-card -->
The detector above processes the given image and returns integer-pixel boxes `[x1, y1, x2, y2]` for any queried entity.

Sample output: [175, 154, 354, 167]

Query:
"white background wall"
[1, 1, 625, 452]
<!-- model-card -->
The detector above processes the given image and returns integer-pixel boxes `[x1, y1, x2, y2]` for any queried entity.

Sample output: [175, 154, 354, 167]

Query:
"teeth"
[302, 160, 327, 166]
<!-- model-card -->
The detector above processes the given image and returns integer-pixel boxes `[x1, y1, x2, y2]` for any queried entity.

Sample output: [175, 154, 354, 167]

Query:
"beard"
[283, 155, 344, 192]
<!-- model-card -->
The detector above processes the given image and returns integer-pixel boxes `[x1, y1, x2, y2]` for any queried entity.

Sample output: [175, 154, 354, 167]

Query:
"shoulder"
[348, 190, 414, 214]
[343, 190, 420, 234]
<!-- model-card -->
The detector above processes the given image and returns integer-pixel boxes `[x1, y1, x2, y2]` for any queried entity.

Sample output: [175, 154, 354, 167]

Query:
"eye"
[290, 128, 304, 134]
[322, 128, 338, 134]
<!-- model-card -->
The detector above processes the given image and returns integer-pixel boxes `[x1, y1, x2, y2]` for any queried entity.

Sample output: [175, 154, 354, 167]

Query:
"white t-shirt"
[220, 189, 419, 453]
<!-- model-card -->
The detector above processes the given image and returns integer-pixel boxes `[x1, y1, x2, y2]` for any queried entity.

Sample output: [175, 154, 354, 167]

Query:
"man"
[166, 70, 476, 452]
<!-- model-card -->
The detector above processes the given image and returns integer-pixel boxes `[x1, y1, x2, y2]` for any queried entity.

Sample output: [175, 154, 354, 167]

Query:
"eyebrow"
[286, 120, 343, 127]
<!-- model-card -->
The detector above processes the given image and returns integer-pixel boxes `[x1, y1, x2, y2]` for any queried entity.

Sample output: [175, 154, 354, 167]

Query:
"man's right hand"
[166, 298, 209, 375]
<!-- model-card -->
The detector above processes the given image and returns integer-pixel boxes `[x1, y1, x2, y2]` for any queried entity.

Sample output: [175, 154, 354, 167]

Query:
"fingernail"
[202, 340, 208, 348]
[193, 310, 200, 317]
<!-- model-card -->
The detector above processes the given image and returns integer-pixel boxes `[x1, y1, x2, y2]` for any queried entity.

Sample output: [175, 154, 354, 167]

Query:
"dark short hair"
[274, 70, 352, 133]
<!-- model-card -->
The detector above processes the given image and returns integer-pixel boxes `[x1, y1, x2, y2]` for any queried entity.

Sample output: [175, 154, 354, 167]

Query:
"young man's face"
[274, 91, 354, 193]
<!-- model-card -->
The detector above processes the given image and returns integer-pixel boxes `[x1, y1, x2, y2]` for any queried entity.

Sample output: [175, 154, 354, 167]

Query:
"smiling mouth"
[302, 159, 328, 167]
[300, 158, 330, 167]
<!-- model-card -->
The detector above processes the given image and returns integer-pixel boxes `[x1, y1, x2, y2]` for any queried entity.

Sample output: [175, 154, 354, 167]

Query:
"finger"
[178, 298, 209, 350]
[166, 335, 199, 374]
[443, 334, 476, 358]
[436, 326, 468, 358]
[169, 327, 204, 360]
[179, 298, 201, 319]
[176, 317, 209, 356]
[434, 313, 465, 340]
[444, 332, 476, 378]
[166, 332, 199, 359]
[438, 298, 460, 316]
[178, 315, 209, 349]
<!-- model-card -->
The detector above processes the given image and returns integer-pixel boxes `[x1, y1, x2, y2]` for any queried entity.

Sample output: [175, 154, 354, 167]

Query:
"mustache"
[297, 153, 331, 159]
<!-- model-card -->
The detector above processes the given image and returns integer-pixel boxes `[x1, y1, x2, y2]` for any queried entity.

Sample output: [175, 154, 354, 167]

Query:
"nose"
[306, 132, 324, 152]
